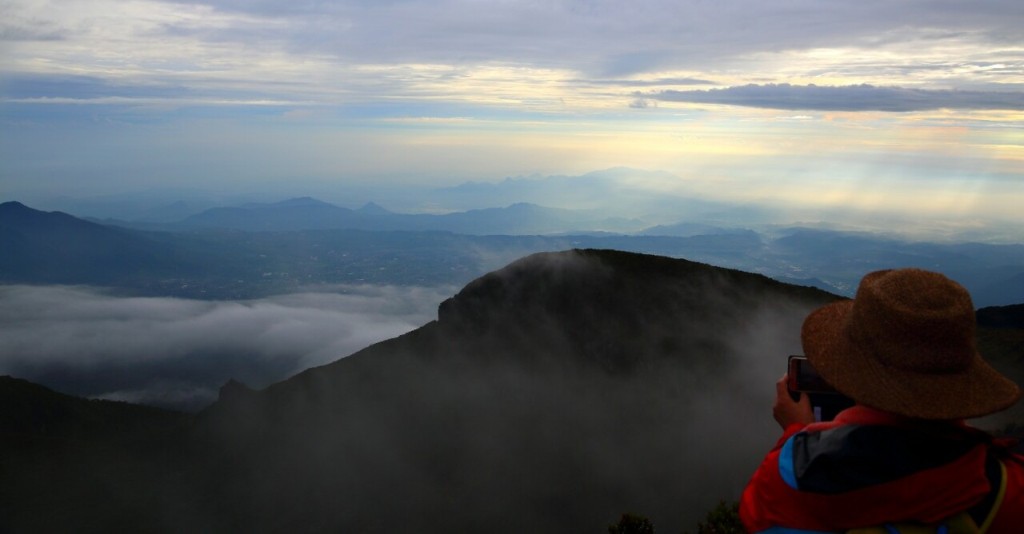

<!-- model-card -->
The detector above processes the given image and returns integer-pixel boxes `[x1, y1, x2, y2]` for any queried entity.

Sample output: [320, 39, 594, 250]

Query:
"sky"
[1, 0, 1023, 226]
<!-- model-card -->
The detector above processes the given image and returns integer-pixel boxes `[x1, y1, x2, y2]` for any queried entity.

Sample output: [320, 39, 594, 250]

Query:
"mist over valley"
[2, 175, 1024, 531]
[3, 191, 1024, 414]
[0, 250, 847, 531]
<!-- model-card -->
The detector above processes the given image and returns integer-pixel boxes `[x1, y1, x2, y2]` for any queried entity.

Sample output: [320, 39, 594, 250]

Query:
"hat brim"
[802, 300, 1022, 420]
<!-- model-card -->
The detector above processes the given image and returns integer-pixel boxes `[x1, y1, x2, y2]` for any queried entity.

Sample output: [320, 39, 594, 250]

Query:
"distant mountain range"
[18, 168, 1023, 244]
[12, 168, 760, 229]
[3, 200, 1023, 306]
[3, 249, 1022, 532]
[104, 196, 649, 235]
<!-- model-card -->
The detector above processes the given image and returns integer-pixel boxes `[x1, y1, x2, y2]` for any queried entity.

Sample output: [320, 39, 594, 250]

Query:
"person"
[739, 268, 1024, 533]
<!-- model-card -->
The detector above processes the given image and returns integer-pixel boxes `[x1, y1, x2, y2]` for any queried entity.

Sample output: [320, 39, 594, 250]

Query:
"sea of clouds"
[0, 284, 454, 411]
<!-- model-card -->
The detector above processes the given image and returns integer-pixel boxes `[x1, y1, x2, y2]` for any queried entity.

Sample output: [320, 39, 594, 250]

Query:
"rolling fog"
[2, 251, 835, 532]
[0, 284, 453, 411]
[184, 251, 828, 532]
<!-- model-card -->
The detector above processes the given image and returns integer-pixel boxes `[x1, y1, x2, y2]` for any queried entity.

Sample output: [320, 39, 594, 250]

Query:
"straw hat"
[801, 268, 1021, 420]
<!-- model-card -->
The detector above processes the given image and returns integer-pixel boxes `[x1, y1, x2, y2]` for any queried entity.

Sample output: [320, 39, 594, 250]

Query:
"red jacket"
[740, 406, 1024, 533]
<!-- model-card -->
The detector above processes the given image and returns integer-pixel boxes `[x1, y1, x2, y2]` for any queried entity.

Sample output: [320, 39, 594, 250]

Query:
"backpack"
[846, 459, 1007, 534]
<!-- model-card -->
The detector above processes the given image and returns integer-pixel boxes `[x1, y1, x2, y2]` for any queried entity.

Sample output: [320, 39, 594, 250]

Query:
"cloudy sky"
[1, 0, 1023, 224]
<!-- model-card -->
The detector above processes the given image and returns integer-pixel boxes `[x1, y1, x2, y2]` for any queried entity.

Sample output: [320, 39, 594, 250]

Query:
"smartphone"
[787, 355, 837, 394]
[786, 355, 853, 421]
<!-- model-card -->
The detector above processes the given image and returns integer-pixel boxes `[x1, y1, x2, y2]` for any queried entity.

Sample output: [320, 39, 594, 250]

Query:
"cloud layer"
[643, 84, 1024, 112]
[2, 0, 1022, 236]
[3, 0, 1022, 110]
[0, 284, 452, 411]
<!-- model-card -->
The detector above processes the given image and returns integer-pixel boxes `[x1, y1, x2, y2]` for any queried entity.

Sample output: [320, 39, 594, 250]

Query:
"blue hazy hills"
[167, 196, 648, 234]
[2, 199, 1022, 306]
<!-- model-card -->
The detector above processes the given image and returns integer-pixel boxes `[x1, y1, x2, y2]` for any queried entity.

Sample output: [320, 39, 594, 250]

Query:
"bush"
[609, 513, 656, 534]
[608, 500, 743, 534]
[692, 501, 744, 534]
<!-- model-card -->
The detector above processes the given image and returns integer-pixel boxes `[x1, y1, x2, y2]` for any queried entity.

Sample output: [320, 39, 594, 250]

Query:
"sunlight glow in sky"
[1, 0, 1023, 230]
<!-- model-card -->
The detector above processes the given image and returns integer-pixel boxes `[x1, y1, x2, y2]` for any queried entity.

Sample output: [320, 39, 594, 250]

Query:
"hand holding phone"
[774, 375, 814, 429]
[786, 355, 854, 422]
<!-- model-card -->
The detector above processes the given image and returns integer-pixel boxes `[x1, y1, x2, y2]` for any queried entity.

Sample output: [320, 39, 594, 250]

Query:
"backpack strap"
[973, 458, 1007, 533]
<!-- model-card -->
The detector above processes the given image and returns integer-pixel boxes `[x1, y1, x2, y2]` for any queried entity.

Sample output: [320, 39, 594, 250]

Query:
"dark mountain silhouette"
[2, 249, 1022, 532]
[0, 375, 191, 532]
[0, 375, 186, 438]
[976, 303, 1024, 428]
[978, 303, 1024, 329]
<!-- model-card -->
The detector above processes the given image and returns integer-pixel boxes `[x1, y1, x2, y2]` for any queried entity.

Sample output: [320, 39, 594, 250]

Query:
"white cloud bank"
[3, 0, 1022, 110]
[0, 284, 453, 411]
[645, 84, 1024, 112]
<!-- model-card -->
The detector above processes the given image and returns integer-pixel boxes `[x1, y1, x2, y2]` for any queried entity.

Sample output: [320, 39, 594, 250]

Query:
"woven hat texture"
[801, 268, 1021, 419]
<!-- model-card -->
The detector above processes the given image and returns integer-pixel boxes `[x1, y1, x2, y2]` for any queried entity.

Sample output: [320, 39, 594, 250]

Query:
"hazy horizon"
[2, 1, 1023, 237]
[5, 166, 1024, 244]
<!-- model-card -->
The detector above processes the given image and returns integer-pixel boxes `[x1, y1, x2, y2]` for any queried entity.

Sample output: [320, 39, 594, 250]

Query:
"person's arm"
[773, 374, 814, 430]
[741, 375, 814, 533]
